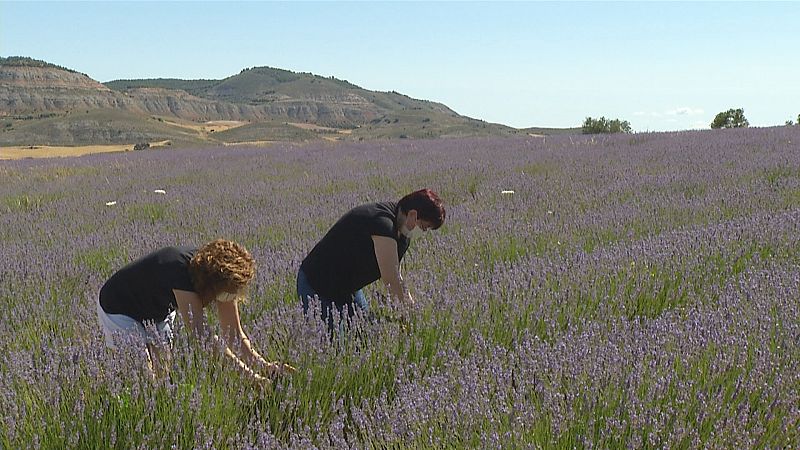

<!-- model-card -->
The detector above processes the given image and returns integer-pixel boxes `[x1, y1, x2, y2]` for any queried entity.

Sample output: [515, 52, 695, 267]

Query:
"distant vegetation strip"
[104, 66, 360, 95]
[523, 127, 582, 135]
[104, 79, 222, 95]
[0, 56, 80, 74]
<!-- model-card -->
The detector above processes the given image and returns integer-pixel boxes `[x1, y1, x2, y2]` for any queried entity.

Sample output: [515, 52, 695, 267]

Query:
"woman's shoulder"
[356, 202, 398, 236]
[154, 245, 197, 265]
[349, 201, 397, 218]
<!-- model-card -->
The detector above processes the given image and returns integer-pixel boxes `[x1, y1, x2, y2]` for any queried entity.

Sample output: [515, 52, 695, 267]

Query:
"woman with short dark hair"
[298, 189, 446, 330]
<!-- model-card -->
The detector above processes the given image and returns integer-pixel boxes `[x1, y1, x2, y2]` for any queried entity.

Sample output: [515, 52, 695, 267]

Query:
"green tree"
[710, 108, 749, 129]
[582, 116, 632, 134]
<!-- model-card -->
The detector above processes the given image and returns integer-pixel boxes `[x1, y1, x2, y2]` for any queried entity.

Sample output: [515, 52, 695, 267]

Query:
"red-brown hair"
[398, 189, 446, 229]
[188, 239, 255, 307]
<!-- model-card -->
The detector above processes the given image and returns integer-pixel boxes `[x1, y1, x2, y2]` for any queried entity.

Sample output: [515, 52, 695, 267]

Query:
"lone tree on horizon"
[582, 116, 632, 134]
[711, 108, 749, 129]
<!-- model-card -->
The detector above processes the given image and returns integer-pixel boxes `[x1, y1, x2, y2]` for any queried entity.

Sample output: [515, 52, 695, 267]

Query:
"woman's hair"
[398, 189, 446, 229]
[189, 239, 255, 307]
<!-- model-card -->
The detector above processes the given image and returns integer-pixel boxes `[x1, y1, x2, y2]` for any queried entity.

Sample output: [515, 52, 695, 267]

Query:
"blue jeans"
[297, 269, 368, 331]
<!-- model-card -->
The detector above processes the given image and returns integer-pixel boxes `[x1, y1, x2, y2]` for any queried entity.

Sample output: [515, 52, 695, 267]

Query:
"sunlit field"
[1, 129, 799, 448]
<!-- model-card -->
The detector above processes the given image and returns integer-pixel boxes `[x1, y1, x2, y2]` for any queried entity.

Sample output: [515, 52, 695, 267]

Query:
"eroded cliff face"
[0, 66, 122, 116]
[0, 66, 109, 90]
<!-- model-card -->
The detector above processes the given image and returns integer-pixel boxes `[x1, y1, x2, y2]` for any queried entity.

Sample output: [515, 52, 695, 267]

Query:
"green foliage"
[73, 246, 128, 276]
[103, 78, 221, 96]
[582, 116, 632, 134]
[126, 202, 171, 225]
[243, 66, 301, 83]
[0, 56, 78, 74]
[2, 193, 58, 212]
[710, 108, 749, 129]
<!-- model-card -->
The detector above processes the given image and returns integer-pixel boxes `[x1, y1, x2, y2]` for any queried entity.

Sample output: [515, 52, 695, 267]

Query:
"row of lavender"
[1, 127, 798, 448]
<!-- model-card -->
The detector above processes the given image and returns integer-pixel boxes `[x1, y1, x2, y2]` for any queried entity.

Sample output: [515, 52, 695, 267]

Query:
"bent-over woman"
[298, 188, 446, 330]
[97, 239, 294, 381]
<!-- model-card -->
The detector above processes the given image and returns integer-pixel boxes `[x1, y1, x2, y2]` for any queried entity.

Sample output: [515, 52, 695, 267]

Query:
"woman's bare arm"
[217, 300, 295, 376]
[174, 289, 270, 382]
[372, 236, 414, 305]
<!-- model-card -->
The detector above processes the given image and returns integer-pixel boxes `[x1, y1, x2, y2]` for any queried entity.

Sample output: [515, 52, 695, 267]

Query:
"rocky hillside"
[0, 63, 259, 121]
[106, 66, 460, 128]
[0, 57, 524, 146]
[0, 64, 118, 114]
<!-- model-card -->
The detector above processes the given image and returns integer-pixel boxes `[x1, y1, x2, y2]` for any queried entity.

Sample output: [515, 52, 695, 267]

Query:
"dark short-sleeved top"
[99, 246, 197, 323]
[300, 201, 410, 303]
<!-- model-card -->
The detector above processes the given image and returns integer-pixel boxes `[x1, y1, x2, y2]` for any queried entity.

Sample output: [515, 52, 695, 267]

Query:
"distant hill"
[103, 66, 463, 129]
[1, 56, 575, 147]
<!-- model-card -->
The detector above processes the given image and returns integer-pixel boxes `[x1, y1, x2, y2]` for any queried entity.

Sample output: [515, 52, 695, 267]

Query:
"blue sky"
[2, 1, 799, 131]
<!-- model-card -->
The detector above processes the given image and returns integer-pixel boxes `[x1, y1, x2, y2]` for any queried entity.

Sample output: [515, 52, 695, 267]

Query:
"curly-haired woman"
[96, 239, 294, 381]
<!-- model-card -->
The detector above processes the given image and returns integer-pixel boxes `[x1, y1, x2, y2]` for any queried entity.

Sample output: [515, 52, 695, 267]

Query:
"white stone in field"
[154, 189, 166, 194]
[105, 201, 117, 206]
[501, 190, 515, 194]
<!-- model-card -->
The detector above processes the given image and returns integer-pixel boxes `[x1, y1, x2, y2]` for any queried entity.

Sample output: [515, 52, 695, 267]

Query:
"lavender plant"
[1, 127, 799, 448]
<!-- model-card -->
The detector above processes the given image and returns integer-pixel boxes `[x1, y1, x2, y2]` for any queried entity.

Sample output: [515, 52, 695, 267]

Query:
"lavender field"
[1, 128, 799, 448]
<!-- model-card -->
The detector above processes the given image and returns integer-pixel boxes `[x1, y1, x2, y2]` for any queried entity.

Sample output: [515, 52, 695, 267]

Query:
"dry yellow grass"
[287, 122, 351, 134]
[0, 144, 130, 160]
[0, 140, 172, 160]
[287, 122, 336, 131]
[160, 119, 248, 135]
[221, 140, 276, 147]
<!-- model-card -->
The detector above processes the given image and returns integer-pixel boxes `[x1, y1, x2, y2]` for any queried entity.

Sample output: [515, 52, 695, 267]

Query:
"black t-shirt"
[300, 201, 410, 303]
[99, 246, 197, 323]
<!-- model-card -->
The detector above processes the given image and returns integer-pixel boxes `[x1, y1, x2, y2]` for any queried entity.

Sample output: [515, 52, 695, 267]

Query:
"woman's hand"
[252, 372, 273, 391]
[259, 360, 297, 377]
